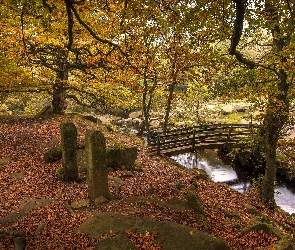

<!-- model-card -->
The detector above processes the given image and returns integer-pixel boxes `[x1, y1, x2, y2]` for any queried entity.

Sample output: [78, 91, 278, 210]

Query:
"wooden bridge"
[149, 123, 256, 156]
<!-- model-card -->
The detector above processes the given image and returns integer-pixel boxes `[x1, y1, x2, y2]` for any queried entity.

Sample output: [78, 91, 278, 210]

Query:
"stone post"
[86, 130, 109, 200]
[61, 121, 78, 180]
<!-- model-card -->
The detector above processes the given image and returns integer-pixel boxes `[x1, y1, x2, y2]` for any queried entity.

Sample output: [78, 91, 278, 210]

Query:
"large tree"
[1, 0, 123, 114]
[228, 0, 295, 207]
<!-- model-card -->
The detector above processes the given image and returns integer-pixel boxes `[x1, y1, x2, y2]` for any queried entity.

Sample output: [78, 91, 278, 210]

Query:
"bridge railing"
[149, 123, 258, 155]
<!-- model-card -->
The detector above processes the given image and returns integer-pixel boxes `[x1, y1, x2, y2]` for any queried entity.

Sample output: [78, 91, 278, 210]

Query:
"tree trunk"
[260, 1, 290, 207]
[52, 62, 68, 114]
[261, 69, 289, 207]
[163, 81, 176, 134]
[261, 114, 279, 207]
[229, 0, 291, 207]
[142, 77, 151, 145]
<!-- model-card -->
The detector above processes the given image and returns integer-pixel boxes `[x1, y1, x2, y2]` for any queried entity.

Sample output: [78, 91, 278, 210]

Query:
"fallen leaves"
[126, 229, 163, 250]
[0, 115, 293, 249]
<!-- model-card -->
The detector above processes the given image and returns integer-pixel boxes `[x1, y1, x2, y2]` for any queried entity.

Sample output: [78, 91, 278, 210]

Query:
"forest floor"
[0, 114, 294, 249]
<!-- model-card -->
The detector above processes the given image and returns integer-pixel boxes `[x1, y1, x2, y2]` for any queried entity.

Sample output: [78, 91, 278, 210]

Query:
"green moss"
[56, 166, 65, 180]
[242, 222, 283, 239]
[106, 145, 137, 171]
[44, 147, 62, 163]
[186, 192, 205, 215]
[222, 112, 243, 123]
[78, 212, 229, 250]
[175, 181, 183, 190]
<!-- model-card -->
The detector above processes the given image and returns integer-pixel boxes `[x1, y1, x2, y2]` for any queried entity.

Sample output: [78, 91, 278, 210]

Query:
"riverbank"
[171, 149, 295, 214]
[0, 115, 294, 249]
[227, 139, 295, 184]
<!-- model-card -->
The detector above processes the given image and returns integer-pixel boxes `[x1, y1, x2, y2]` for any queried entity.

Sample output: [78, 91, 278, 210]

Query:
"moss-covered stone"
[77, 212, 230, 250]
[186, 192, 205, 215]
[186, 192, 211, 232]
[242, 222, 283, 238]
[56, 166, 65, 180]
[86, 130, 110, 200]
[275, 236, 295, 250]
[44, 147, 62, 163]
[61, 121, 78, 180]
[38, 105, 54, 116]
[82, 115, 102, 125]
[193, 169, 210, 181]
[242, 216, 284, 240]
[106, 144, 137, 170]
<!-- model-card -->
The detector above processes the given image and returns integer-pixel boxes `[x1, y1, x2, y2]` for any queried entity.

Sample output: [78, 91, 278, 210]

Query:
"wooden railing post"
[192, 130, 196, 152]
[225, 126, 233, 147]
[157, 135, 161, 155]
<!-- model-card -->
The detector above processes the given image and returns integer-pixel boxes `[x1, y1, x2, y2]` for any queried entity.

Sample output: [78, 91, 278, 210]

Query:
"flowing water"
[171, 150, 295, 214]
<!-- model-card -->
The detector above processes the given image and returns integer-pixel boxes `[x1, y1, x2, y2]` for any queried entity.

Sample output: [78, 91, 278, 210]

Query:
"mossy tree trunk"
[229, 0, 291, 207]
[163, 80, 176, 135]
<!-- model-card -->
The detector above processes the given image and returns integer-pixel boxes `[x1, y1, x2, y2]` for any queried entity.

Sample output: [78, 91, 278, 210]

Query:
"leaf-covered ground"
[0, 115, 294, 249]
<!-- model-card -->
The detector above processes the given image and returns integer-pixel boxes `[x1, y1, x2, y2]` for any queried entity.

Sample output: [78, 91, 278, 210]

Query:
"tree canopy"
[1, 0, 295, 207]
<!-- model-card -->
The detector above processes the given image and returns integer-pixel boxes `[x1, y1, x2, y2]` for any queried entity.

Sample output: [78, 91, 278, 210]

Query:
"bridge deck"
[149, 123, 256, 155]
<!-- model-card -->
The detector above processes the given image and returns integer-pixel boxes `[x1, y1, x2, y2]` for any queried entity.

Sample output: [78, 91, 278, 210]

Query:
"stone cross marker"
[61, 121, 78, 180]
[86, 130, 109, 200]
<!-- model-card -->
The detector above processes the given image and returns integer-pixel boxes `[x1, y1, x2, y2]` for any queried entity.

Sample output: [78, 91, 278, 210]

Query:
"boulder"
[0, 199, 49, 226]
[234, 104, 249, 113]
[82, 115, 103, 125]
[150, 119, 160, 128]
[129, 111, 142, 119]
[220, 105, 233, 115]
[44, 147, 62, 163]
[77, 212, 229, 250]
[106, 145, 137, 170]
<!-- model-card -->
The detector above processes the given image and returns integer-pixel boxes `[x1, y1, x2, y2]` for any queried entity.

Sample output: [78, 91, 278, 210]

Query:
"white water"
[171, 150, 295, 214]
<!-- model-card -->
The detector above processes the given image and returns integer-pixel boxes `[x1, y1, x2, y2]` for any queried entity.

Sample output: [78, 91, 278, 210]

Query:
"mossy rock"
[106, 145, 137, 170]
[242, 216, 284, 240]
[77, 212, 229, 250]
[275, 236, 295, 250]
[122, 195, 210, 232]
[82, 115, 102, 125]
[44, 147, 62, 163]
[186, 192, 205, 215]
[38, 105, 54, 116]
[245, 205, 263, 216]
[242, 223, 282, 238]
[56, 166, 65, 180]
[193, 169, 210, 181]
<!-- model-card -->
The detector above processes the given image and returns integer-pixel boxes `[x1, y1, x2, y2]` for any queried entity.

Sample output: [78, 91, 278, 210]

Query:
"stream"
[171, 150, 295, 214]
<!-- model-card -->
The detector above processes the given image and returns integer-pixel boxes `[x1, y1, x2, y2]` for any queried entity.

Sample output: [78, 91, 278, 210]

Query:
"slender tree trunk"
[163, 80, 176, 134]
[138, 77, 157, 138]
[52, 62, 68, 114]
[142, 77, 151, 145]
